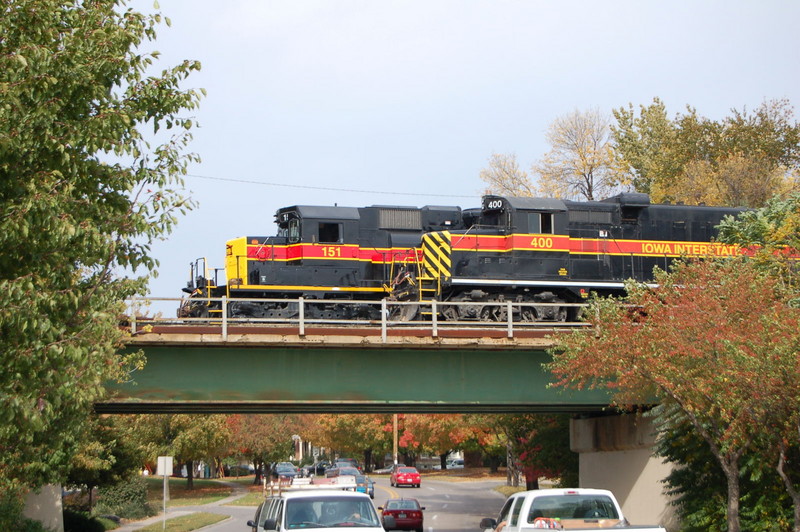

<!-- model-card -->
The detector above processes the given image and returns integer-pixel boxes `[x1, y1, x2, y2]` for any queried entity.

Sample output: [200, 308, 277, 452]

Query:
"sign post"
[157, 456, 173, 531]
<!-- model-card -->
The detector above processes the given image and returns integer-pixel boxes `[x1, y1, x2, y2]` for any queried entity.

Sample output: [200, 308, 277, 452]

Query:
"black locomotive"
[179, 193, 745, 322]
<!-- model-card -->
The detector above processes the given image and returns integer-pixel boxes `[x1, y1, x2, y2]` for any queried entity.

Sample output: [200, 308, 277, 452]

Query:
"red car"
[379, 498, 425, 532]
[390, 466, 421, 488]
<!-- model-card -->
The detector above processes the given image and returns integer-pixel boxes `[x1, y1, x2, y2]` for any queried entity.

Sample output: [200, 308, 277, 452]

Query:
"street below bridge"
[115, 475, 508, 532]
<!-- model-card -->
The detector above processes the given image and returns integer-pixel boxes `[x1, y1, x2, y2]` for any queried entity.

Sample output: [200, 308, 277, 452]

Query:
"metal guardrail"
[126, 296, 589, 342]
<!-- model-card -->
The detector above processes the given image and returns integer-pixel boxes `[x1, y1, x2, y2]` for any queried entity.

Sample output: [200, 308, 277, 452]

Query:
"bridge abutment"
[571, 414, 678, 531]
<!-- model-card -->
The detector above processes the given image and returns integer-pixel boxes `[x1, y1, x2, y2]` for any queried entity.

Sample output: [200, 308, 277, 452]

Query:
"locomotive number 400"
[531, 237, 553, 248]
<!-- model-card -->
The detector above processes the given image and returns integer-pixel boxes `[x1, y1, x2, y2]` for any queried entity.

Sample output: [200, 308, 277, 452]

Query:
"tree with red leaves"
[548, 257, 800, 532]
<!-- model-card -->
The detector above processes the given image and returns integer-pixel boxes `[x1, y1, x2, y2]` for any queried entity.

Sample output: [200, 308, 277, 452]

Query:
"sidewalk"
[113, 480, 249, 532]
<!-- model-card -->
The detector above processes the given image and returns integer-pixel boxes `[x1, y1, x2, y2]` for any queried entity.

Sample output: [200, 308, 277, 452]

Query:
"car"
[326, 465, 360, 478]
[272, 464, 299, 479]
[354, 474, 374, 499]
[390, 466, 421, 488]
[379, 497, 425, 532]
[333, 458, 362, 472]
[375, 463, 405, 475]
[302, 461, 329, 476]
[247, 488, 389, 531]
[447, 459, 464, 469]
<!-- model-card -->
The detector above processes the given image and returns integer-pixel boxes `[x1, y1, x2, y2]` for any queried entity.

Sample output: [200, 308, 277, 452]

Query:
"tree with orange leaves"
[401, 414, 471, 469]
[548, 257, 800, 532]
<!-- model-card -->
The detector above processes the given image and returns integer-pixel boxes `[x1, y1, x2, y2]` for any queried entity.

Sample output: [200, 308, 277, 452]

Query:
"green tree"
[0, 0, 201, 523]
[129, 415, 230, 490]
[652, 403, 794, 532]
[612, 98, 800, 206]
[548, 258, 800, 532]
[66, 414, 146, 510]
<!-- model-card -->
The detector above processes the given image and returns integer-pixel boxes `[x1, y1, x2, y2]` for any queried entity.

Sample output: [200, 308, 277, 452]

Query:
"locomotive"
[178, 193, 745, 322]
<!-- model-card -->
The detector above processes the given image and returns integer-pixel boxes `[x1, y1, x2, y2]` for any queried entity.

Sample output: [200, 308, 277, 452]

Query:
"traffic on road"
[118, 474, 507, 532]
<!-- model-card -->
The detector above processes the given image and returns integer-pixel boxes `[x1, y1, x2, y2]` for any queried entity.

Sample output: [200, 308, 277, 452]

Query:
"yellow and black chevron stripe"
[421, 231, 452, 280]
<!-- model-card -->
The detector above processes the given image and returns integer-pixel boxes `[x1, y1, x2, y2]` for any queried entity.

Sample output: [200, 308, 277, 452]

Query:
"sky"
[130, 0, 800, 313]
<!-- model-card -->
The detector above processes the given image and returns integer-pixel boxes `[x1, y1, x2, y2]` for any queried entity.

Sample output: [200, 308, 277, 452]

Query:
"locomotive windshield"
[288, 218, 300, 244]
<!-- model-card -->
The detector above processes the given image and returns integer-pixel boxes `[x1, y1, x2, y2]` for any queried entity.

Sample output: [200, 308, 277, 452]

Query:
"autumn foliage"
[548, 257, 800, 532]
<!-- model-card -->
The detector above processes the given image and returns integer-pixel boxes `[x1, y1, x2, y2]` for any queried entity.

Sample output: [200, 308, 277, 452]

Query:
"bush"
[94, 477, 155, 520]
[63, 509, 108, 532]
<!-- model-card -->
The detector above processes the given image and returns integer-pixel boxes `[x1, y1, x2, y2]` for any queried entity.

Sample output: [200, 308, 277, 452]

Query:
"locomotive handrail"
[125, 296, 589, 342]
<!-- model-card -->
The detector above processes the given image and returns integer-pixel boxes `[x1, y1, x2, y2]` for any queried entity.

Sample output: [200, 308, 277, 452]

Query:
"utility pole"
[392, 414, 398, 465]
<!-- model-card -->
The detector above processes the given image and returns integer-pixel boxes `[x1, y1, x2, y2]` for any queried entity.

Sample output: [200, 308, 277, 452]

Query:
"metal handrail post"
[221, 296, 227, 341]
[299, 297, 305, 336]
[130, 296, 137, 335]
[381, 299, 387, 343]
[431, 300, 438, 338]
[507, 301, 513, 338]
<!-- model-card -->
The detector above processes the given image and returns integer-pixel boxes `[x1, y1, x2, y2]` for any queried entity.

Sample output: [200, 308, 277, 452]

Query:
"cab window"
[529, 213, 553, 234]
[318, 222, 341, 243]
[288, 219, 301, 244]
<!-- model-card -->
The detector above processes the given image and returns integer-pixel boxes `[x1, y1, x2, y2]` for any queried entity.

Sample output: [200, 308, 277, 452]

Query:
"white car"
[248, 489, 391, 531]
[447, 459, 464, 469]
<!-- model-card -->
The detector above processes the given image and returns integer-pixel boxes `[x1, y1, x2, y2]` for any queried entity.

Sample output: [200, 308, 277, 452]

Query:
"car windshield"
[397, 468, 416, 473]
[286, 497, 381, 528]
[528, 495, 619, 521]
[386, 500, 419, 510]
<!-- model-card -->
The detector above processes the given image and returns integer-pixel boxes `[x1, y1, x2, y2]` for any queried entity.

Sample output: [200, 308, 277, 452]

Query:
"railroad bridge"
[94, 313, 676, 529]
[99, 320, 610, 414]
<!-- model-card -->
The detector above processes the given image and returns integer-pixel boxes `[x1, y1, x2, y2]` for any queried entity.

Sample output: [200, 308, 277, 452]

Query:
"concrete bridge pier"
[572, 414, 678, 531]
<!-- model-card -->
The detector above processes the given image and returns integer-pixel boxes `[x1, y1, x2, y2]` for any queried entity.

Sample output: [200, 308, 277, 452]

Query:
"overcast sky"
[130, 0, 800, 311]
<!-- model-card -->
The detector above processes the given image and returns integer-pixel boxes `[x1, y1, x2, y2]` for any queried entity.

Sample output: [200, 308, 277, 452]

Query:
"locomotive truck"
[178, 193, 745, 322]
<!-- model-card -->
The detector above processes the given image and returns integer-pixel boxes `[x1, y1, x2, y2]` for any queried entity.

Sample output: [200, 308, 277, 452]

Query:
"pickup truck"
[480, 488, 667, 531]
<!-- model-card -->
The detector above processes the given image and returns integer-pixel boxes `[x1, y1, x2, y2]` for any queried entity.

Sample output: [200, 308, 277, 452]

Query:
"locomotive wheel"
[441, 305, 459, 321]
[519, 307, 537, 322]
[389, 303, 419, 322]
[480, 304, 507, 322]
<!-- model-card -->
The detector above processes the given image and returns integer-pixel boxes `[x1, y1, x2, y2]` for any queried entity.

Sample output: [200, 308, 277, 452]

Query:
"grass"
[144, 477, 234, 507]
[135, 512, 227, 531]
[420, 467, 508, 482]
[225, 491, 266, 506]
[223, 475, 259, 487]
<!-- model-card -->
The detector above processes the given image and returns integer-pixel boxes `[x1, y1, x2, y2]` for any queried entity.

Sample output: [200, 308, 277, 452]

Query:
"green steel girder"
[96, 344, 613, 414]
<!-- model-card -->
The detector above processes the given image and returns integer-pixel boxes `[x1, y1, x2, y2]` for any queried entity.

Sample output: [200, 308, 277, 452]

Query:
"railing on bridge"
[125, 296, 589, 342]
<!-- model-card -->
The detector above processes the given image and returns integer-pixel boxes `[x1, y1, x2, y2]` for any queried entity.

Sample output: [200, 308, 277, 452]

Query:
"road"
[117, 476, 507, 532]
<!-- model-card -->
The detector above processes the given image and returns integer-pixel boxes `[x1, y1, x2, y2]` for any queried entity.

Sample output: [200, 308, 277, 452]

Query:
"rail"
[125, 296, 589, 343]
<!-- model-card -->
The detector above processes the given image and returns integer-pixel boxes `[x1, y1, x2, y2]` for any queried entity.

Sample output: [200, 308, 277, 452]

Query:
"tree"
[67, 414, 146, 511]
[612, 98, 800, 206]
[128, 414, 230, 489]
[172, 415, 230, 490]
[533, 108, 628, 201]
[717, 195, 800, 529]
[479, 153, 536, 197]
[228, 415, 301, 484]
[479, 110, 629, 201]
[653, 403, 794, 531]
[400, 414, 471, 469]
[547, 258, 800, 532]
[499, 414, 578, 490]
[0, 0, 201, 522]
[314, 414, 389, 470]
